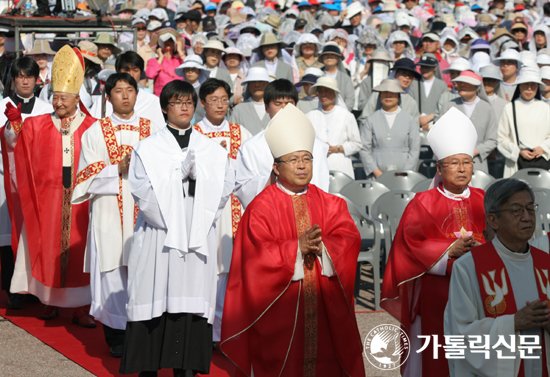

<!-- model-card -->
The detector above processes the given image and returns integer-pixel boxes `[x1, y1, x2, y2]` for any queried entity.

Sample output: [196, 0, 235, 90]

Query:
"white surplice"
[71, 113, 159, 329]
[90, 89, 166, 130]
[234, 130, 330, 210]
[0, 97, 53, 246]
[306, 105, 362, 178]
[444, 236, 550, 377]
[531, 235, 550, 253]
[194, 117, 251, 341]
[127, 126, 233, 324]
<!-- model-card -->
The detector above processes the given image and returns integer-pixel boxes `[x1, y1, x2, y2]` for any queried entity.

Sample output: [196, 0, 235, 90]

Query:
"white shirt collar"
[276, 179, 308, 196]
[201, 116, 228, 131]
[110, 112, 138, 126]
[493, 235, 531, 262]
[437, 184, 471, 200]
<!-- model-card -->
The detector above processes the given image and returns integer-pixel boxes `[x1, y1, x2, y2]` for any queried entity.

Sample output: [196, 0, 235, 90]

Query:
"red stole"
[96, 117, 151, 228]
[472, 242, 549, 377]
[193, 122, 242, 237]
[14, 113, 96, 288]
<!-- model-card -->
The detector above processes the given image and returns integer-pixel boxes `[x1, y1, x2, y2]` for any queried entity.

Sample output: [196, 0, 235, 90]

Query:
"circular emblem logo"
[364, 324, 410, 370]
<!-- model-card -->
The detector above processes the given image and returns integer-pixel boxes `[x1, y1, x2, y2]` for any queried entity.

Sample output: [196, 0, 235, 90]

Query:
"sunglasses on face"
[137, 27, 147, 31]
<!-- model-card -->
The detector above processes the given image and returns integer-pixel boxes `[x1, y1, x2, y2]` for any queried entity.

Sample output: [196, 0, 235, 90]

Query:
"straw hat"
[308, 76, 340, 96]
[489, 28, 514, 43]
[175, 55, 208, 77]
[77, 41, 103, 65]
[452, 70, 482, 86]
[27, 40, 56, 55]
[93, 33, 122, 55]
[202, 39, 227, 53]
[265, 104, 315, 158]
[372, 78, 404, 93]
[252, 33, 287, 53]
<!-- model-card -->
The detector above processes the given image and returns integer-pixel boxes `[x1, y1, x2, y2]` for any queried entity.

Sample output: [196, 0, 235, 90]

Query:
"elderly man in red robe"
[220, 104, 365, 377]
[381, 107, 487, 377]
[6, 45, 96, 325]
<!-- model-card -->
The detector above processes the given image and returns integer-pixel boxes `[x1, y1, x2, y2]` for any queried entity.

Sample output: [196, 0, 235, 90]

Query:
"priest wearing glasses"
[381, 107, 488, 377]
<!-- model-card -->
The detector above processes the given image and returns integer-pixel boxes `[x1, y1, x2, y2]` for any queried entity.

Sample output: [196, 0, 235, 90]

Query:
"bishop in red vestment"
[381, 108, 487, 376]
[7, 45, 97, 325]
[220, 104, 365, 377]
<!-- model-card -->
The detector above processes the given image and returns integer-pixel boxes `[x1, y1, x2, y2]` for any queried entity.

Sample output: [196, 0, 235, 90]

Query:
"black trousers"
[103, 324, 125, 347]
[0, 245, 14, 295]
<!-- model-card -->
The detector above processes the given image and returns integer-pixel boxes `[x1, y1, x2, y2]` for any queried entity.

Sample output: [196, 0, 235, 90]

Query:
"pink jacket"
[145, 55, 184, 96]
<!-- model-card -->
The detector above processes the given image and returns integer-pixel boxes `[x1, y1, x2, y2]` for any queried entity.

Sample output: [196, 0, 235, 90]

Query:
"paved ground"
[0, 265, 400, 377]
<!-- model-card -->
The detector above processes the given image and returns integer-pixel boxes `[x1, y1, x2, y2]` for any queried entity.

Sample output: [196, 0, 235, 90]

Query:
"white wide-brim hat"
[540, 66, 550, 81]
[346, 2, 364, 18]
[242, 66, 272, 84]
[493, 48, 523, 66]
[175, 55, 208, 77]
[203, 40, 227, 53]
[308, 76, 340, 96]
[442, 57, 472, 74]
[479, 64, 503, 81]
[537, 53, 550, 66]
[372, 77, 404, 93]
[516, 67, 547, 90]
[452, 70, 482, 86]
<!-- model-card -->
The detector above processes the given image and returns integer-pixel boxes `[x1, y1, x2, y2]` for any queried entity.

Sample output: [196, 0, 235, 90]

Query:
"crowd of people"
[0, 0, 550, 376]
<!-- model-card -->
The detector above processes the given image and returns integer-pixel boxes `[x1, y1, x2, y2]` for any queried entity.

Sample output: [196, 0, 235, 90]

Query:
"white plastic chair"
[511, 168, 550, 190]
[328, 170, 354, 194]
[340, 180, 390, 217]
[376, 170, 426, 191]
[534, 188, 550, 239]
[411, 178, 433, 193]
[470, 169, 495, 190]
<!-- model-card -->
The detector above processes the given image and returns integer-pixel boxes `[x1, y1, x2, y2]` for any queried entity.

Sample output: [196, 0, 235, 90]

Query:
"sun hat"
[452, 70, 482, 86]
[202, 39, 227, 53]
[395, 12, 410, 27]
[115, 2, 136, 15]
[77, 41, 103, 65]
[422, 32, 440, 42]
[416, 53, 438, 67]
[296, 67, 324, 87]
[308, 76, 340, 96]
[346, 2, 364, 18]
[479, 64, 503, 81]
[158, 33, 177, 49]
[470, 38, 491, 51]
[241, 66, 271, 84]
[391, 57, 421, 78]
[516, 67, 546, 89]
[27, 40, 56, 55]
[132, 17, 147, 26]
[223, 46, 245, 61]
[318, 42, 343, 60]
[175, 55, 208, 77]
[295, 18, 308, 30]
[369, 48, 392, 62]
[93, 33, 122, 55]
[149, 8, 166, 21]
[537, 52, 550, 66]
[493, 48, 523, 66]
[252, 33, 287, 53]
[372, 77, 404, 93]
[442, 57, 472, 74]
[263, 14, 282, 32]
[294, 33, 322, 56]
[540, 66, 550, 81]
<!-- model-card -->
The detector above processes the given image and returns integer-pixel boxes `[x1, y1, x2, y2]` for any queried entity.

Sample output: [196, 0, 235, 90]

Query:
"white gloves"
[181, 149, 197, 180]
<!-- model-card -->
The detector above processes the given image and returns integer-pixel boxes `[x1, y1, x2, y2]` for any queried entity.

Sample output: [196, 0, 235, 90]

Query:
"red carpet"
[0, 292, 235, 377]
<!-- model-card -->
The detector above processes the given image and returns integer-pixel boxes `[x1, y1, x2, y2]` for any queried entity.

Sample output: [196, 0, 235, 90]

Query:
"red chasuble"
[381, 186, 486, 376]
[14, 113, 96, 288]
[220, 184, 365, 377]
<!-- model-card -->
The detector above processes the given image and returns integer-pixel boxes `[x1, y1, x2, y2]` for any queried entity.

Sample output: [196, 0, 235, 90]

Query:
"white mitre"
[265, 104, 315, 158]
[428, 107, 478, 161]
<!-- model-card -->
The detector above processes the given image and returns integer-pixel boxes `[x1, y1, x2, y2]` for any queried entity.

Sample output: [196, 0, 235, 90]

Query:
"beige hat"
[263, 14, 282, 32]
[428, 107, 477, 160]
[382, 0, 398, 12]
[308, 76, 340, 96]
[253, 33, 287, 53]
[27, 40, 56, 55]
[346, 2, 363, 18]
[202, 39, 227, 53]
[77, 41, 103, 65]
[370, 48, 392, 62]
[373, 78, 404, 93]
[265, 104, 315, 158]
[93, 33, 122, 55]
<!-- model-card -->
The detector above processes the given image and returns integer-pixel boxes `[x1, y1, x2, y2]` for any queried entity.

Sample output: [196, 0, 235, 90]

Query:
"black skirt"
[119, 312, 213, 374]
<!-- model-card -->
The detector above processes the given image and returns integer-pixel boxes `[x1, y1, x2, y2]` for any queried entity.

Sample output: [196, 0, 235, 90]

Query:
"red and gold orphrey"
[194, 122, 242, 237]
[291, 195, 317, 377]
[99, 117, 151, 228]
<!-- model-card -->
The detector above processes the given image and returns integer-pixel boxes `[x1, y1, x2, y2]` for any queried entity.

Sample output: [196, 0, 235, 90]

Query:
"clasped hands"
[181, 149, 197, 180]
[515, 299, 550, 332]
[118, 152, 132, 175]
[299, 224, 322, 256]
[448, 236, 481, 258]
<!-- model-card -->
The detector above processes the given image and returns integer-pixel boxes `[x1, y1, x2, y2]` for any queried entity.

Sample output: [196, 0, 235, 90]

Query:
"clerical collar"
[493, 235, 530, 260]
[16, 93, 34, 103]
[111, 112, 138, 125]
[437, 183, 471, 200]
[276, 179, 307, 196]
[201, 116, 228, 130]
[167, 124, 192, 135]
[10, 93, 35, 114]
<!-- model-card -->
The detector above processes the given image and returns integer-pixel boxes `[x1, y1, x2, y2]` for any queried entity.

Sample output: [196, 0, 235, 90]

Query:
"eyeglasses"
[205, 98, 229, 106]
[439, 160, 475, 170]
[277, 157, 314, 166]
[137, 27, 147, 31]
[494, 204, 538, 217]
[168, 101, 194, 109]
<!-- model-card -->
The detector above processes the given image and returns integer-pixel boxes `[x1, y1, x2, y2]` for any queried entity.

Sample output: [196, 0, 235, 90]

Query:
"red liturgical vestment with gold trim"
[220, 184, 365, 377]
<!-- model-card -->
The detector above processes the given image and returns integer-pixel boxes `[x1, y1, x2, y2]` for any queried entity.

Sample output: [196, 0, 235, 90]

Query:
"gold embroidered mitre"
[52, 45, 85, 95]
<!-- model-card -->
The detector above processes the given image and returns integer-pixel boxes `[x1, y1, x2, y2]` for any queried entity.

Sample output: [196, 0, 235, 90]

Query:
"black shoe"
[7, 294, 23, 309]
[109, 344, 123, 358]
[24, 294, 40, 303]
[138, 372, 158, 377]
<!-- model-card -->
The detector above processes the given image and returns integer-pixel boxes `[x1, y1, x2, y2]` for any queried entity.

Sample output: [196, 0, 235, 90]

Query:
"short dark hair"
[544, 2, 550, 17]
[12, 56, 39, 79]
[105, 73, 138, 97]
[484, 178, 535, 217]
[160, 80, 198, 112]
[115, 51, 145, 73]
[264, 79, 299, 106]
[198, 78, 232, 101]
